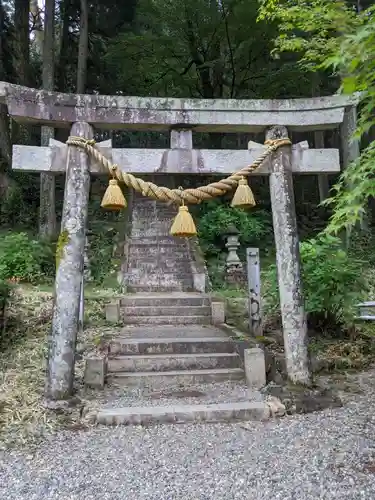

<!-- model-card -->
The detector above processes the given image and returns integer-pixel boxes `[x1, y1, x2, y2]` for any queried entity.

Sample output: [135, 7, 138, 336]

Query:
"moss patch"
[55, 230, 70, 270]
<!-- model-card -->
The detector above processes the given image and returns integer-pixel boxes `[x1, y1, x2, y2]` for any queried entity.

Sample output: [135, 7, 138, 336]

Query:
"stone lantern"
[224, 224, 247, 286]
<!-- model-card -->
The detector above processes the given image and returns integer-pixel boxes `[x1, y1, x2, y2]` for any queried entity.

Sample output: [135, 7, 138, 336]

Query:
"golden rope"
[66, 136, 291, 205]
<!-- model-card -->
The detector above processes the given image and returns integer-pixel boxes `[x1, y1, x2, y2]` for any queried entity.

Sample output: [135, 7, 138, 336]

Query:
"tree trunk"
[76, 0, 89, 94]
[29, 0, 44, 57]
[12, 0, 31, 146]
[39, 0, 57, 238]
[14, 0, 30, 85]
[56, 0, 71, 92]
[0, 0, 11, 183]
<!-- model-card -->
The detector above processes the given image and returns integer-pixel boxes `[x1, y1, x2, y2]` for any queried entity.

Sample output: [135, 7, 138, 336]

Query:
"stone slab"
[109, 337, 236, 355]
[84, 357, 107, 388]
[2, 83, 357, 131]
[244, 348, 267, 390]
[12, 143, 341, 174]
[118, 324, 230, 339]
[105, 303, 120, 323]
[121, 305, 211, 317]
[122, 315, 211, 325]
[126, 285, 195, 293]
[120, 294, 210, 308]
[95, 401, 270, 425]
[108, 367, 244, 387]
[108, 352, 240, 372]
[211, 301, 225, 325]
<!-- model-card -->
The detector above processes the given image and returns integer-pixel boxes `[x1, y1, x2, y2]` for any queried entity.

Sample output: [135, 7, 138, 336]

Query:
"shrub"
[197, 200, 273, 258]
[0, 232, 55, 283]
[263, 234, 367, 332]
[88, 225, 118, 284]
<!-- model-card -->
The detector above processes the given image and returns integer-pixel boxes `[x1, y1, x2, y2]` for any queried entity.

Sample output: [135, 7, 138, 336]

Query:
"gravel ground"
[2, 373, 375, 500]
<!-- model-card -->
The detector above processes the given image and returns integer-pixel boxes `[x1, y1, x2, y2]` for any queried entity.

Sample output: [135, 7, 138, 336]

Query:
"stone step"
[129, 242, 188, 250]
[125, 281, 194, 291]
[120, 294, 211, 307]
[125, 271, 193, 278]
[122, 305, 211, 317]
[129, 236, 188, 245]
[95, 401, 268, 426]
[131, 230, 177, 238]
[127, 259, 192, 268]
[126, 274, 193, 284]
[128, 250, 189, 260]
[109, 337, 236, 355]
[127, 285, 195, 293]
[122, 315, 211, 325]
[125, 278, 194, 290]
[128, 249, 190, 259]
[107, 352, 239, 372]
[107, 367, 244, 387]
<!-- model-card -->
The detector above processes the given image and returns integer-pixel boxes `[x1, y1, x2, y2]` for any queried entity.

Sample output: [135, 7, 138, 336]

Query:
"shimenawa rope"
[66, 136, 291, 205]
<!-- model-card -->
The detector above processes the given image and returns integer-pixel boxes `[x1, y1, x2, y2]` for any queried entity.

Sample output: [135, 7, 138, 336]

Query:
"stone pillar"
[341, 106, 360, 167]
[246, 248, 262, 337]
[170, 128, 193, 149]
[39, 126, 57, 238]
[267, 125, 311, 385]
[340, 105, 366, 232]
[45, 121, 92, 401]
[314, 130, 330, 202]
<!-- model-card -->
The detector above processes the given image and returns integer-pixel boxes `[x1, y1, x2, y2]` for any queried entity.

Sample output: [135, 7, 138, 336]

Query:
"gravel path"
[2, 372, 375, 499]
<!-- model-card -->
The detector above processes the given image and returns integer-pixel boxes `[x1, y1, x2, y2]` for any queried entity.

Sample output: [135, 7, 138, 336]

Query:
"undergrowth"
[0, 285, 120, 449]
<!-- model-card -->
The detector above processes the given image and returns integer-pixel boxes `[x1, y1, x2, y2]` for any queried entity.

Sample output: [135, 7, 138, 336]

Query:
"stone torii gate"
[0, 83, 358, 400]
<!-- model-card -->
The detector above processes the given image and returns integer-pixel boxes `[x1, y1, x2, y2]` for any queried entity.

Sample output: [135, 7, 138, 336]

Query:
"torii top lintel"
[0, 82, 358, 133]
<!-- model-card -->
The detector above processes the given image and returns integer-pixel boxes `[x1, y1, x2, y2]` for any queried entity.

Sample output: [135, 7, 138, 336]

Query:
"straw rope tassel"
[231, 176, 255, 209]
[101, 166, 127, 211]
[170, 189, 197, 237]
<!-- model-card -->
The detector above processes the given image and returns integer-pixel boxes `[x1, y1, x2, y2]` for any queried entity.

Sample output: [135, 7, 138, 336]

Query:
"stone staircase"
[84, 189, 269, 425]
[86, 326, 268, 426]
[123, 194, 196, 293]
[120, 293, 212, 325]
[106, 325, 244, 388]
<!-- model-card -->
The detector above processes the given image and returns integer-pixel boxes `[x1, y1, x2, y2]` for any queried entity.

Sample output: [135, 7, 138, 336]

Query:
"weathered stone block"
[192, 272, 206, 293]
[84, 357, 107, 388]
[211, 301, 225, 325]
[105, 302, 120, 323]
[225, 267, 247, 286]
[244, 347, 266, 389]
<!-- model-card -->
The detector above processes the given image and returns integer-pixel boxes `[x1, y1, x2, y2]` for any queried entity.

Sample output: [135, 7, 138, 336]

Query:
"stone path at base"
[2, 371, 375, 500]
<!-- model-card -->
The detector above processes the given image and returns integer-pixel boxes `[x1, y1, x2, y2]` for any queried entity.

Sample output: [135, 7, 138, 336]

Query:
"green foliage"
[264, 234, 366, 330]
[258, 0, 375, 235]
[88, 225, 119, 285]
[0, 232, 55, 283]
[257, 0, 358, 71]
[324, 141, 375, 235]
[323, 8, 375, 234]
[106, 0, 308, 99]
[197, 201, 273, 258]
